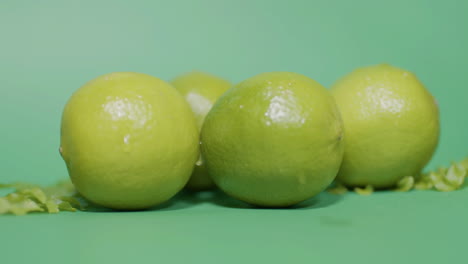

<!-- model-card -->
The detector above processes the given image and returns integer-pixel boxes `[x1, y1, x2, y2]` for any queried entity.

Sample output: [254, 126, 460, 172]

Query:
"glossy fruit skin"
[171, 71, 231, 190]
[201, 72, 344, 207]
[331, 64, 440, 189]
[60, 72, 199, 210]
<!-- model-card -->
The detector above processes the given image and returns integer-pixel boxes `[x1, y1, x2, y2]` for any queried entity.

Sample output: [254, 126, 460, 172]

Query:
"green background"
[1, 0, 467, 263]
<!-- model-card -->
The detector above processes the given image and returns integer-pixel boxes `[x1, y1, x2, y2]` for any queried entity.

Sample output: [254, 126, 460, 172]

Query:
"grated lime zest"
[327, 183, 348, 195]
[0, 179, 87, 215]
[354, 185, 374, 195]
[395, 176, 414, 192]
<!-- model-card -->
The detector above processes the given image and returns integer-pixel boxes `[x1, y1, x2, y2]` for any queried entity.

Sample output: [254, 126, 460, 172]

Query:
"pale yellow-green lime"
[331, 64, 439, 189]
[60, 72, 199, 210]
[201, 72, 344, 207]
[171, 71, 231, 190]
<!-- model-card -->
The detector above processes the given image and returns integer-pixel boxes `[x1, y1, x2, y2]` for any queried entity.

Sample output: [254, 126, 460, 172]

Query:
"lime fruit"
[171, 71, 231, 190]
[201, 72, 344, 207]
[60, 72, 199, 210]
[331, 64, 440, 188]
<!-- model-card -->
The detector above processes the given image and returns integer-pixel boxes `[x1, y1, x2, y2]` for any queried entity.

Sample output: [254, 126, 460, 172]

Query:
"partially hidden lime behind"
[201, 72, 344, 207]
[171, 71, 231, 190]
[331, 64, 440, 188]
[60, 72, 199, 210]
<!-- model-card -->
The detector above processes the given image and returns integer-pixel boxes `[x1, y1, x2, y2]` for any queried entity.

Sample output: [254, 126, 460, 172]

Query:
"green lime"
[201, 72, 344, 207]
[60, 72, 199, 210]
[171, 71, 231, 190]
[331, 64, 440, 188]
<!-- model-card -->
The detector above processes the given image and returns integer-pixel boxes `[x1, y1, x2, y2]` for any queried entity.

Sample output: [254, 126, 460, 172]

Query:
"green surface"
[1, 0, 467, 263]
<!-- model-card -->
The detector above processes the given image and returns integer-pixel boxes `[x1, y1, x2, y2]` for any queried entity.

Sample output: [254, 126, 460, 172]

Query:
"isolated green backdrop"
[1, 0, 467, 263]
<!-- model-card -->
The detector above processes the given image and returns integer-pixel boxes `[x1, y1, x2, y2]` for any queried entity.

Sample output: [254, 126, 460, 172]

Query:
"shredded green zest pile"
[353, 185, 374, 195]
[0, 180, 88, 215]
[326, 184, 348, 195]
[395, 176, 415, 192]
[328, 157, 468, 195]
